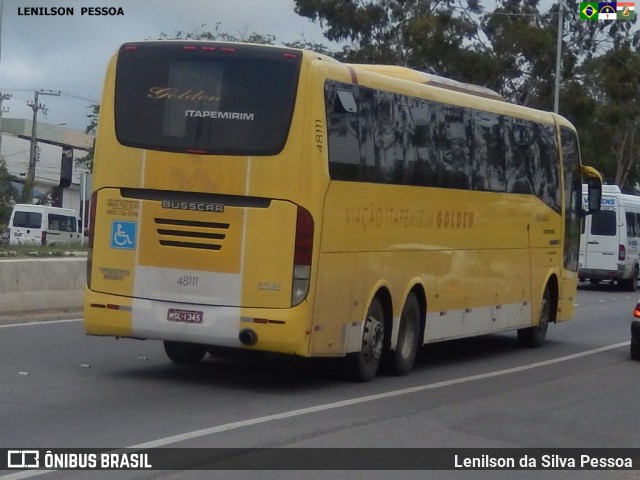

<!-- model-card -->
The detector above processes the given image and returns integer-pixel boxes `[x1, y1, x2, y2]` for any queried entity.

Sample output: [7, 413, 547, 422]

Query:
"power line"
[0, 88, 99, 104]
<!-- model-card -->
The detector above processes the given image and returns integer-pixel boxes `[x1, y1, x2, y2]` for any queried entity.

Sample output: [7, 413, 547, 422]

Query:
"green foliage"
[159, 22, 277, 44]
[0, 159, 16, 225]
[580, 47, 640, 186]
[75, 103, 99, 173]
[0, 244, 87, 258]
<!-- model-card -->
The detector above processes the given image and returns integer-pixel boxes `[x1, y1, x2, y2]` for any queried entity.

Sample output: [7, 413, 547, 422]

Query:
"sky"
[0, 0, 331, 132]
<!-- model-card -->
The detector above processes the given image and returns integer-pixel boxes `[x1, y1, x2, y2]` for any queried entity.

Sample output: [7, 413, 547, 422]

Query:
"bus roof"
[348, 64, 504, 101]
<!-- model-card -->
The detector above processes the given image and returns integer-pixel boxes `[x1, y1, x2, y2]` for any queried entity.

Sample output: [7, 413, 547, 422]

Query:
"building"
[0, 118, 93, 218]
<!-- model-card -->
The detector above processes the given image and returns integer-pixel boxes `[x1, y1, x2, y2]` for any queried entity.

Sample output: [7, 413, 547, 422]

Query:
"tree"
[479, 0, 563, 108]
[294, 0, 486, 81]
[0, 158, 17, 225]
[159, 22, 277, 45]
[581, 47, 640, 187]
[75, 104, 99, 173]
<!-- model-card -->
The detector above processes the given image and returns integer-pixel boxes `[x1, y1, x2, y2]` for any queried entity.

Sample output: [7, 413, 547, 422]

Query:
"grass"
[0, 244, 88, 258]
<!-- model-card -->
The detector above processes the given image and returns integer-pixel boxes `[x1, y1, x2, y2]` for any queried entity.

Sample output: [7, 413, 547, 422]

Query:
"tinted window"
[591, 210, 617, 236]
[325, 80, 561, 212]
[626, 211, 637, 237]
[13, 212, 42, 229]
[473, 111, 505, 192]
[560, 127, 582, 271]
[48, 214, 77, 233]
[115, 42, 301, 155]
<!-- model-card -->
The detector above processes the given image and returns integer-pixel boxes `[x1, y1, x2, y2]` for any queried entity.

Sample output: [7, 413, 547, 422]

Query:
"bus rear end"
[85, 42, 315, 358]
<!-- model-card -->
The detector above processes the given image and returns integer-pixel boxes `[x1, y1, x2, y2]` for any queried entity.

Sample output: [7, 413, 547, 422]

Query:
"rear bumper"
[84, 290, 313, 356]
[579, 266, 627, 281]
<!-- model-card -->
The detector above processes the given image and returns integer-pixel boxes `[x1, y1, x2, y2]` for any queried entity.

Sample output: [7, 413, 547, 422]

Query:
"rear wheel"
[518, 285, 550, 348]
[388, 294, 421, 376]
[164, 341, 207, 364]
[348, 298, 385, 382]
[625, 265, 639, 292]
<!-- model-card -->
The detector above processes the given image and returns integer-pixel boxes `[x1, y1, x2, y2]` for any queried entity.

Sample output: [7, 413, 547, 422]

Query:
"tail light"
[291, 206, 314, 306]
[634, 303, 640, 318]
[41, 231, 47, 246]
[619, 244, 626, 261]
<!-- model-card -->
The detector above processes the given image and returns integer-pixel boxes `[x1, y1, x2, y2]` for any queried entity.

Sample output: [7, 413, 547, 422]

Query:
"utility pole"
[553, 0, 564, 113]
[0, 92, 10, 161]
[23, 89, 60, 203]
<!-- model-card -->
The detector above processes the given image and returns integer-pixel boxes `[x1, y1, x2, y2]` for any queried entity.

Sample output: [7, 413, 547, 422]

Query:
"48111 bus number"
[177, 275, 199, 287]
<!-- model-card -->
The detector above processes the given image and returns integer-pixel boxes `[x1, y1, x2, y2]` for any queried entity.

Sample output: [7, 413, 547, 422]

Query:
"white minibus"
[579, 185, 640, 290]
[8, 204, 82, 246]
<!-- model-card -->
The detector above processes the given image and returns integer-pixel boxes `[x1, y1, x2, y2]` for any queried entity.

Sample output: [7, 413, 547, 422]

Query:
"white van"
[8, 204, 82, 246]
[579, 185, 640, 291]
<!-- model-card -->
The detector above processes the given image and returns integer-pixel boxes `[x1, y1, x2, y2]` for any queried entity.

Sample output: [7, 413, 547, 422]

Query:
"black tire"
[164, 341, 207, 364]
[626, 266, 639, 292]
[631, 321, 640, 361]
[518, 285, 550, 348]
[348, 298, 385, 382]
[388, 294, 421, 376]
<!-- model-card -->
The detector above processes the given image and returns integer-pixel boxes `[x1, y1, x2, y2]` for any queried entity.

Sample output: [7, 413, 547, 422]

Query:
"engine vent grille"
[154, 218, 230, 250]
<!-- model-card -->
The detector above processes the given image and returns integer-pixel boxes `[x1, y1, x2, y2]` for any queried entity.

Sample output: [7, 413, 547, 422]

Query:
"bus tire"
[388, 293, 421, 376]
[517, 285, 550, 348]
[348, 297, 385, 382]
[163, 341, 207, 364]
[631, 321, 640, 361]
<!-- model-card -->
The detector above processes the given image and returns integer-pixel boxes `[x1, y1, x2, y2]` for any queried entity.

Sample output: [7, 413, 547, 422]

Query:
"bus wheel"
[388, 294, 421, 376]
[517, 286, 550, 348]
[349, 298, 385, 382]
[163, 341, 207, 364]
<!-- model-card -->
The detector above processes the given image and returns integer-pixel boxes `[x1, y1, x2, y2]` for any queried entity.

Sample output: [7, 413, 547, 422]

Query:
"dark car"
[632, 304, 640, 360]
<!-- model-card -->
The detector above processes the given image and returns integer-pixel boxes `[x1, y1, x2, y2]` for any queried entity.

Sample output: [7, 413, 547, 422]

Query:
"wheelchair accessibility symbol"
[110, 221, 137, 250]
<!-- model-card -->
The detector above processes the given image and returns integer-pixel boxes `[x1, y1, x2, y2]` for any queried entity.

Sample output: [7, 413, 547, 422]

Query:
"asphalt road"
[1, 282, 639, 480]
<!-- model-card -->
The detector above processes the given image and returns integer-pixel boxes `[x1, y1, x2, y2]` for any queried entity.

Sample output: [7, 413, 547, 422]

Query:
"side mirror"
[581, 165, 602, 216]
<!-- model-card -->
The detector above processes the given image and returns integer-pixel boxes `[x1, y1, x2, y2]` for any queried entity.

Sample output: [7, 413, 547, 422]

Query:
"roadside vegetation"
[0, 244, 87, 258]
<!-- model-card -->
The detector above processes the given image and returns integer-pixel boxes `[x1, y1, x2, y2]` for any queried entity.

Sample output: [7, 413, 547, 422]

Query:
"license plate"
[167, 308, 203, 324]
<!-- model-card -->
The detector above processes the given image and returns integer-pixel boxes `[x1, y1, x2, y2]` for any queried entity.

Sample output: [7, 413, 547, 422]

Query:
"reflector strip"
[94, 304, 133, 311]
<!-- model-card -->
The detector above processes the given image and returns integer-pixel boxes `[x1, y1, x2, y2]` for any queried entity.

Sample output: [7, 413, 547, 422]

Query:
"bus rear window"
[114, 42, 302, 155]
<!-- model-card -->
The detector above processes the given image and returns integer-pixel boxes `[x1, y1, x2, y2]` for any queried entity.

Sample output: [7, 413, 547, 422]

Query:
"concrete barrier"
[0, 258, 86, 315]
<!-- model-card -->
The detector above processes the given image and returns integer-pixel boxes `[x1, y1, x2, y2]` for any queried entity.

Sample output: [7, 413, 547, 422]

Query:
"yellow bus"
[84, 41, 602, 381]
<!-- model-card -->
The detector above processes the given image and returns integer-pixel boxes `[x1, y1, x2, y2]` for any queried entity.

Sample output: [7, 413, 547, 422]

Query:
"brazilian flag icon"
[580, 1, 599, 19]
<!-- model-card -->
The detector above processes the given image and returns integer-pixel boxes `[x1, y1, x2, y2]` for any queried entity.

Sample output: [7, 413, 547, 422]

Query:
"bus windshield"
[114, 42, 302, 155]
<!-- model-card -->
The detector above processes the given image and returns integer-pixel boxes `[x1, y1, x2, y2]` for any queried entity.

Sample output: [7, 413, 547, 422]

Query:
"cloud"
[0, 0, 327, 130]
